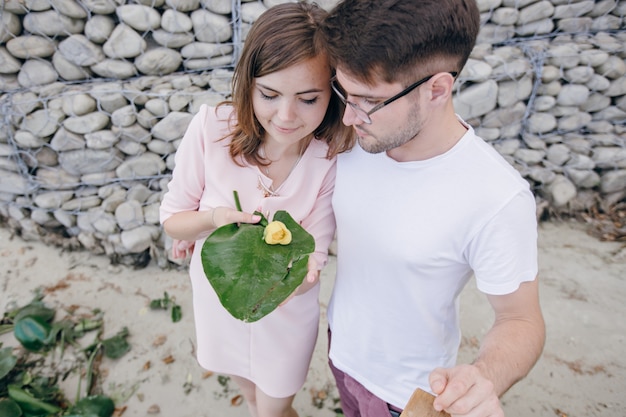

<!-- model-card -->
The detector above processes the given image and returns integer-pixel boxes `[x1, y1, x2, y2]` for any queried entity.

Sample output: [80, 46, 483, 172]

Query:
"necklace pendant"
[258, 176, 278, 198]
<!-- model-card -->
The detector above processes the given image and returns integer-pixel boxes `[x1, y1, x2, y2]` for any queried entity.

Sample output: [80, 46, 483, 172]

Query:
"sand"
[1, 219, 625, 417]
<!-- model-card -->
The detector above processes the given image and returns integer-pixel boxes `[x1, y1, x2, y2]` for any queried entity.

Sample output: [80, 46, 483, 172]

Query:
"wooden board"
[399, 388, 450, 417]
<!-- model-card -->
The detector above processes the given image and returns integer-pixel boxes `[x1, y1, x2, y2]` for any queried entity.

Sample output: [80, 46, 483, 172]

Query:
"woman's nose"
[277, 100, 297, 121]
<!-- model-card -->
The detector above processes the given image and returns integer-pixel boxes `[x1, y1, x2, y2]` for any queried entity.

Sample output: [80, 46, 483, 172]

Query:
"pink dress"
[159, 105, 336, 398]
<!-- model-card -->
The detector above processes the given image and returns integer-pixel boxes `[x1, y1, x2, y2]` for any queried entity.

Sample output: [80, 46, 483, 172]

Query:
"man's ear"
[428, 72, 456, 103]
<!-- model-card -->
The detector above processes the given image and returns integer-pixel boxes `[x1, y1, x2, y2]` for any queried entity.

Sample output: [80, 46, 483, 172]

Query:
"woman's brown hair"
[218, 2, 354, 166]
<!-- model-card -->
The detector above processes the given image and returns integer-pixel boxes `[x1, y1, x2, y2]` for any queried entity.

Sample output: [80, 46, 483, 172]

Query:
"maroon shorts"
[328, 330, 402, 417]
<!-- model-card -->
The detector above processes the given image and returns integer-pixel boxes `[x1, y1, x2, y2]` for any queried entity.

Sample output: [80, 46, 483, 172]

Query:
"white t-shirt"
[327, 120, 538, 409]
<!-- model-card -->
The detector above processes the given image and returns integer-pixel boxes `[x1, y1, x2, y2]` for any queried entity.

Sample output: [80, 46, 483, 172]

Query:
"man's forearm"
[475, 284, 546, 396]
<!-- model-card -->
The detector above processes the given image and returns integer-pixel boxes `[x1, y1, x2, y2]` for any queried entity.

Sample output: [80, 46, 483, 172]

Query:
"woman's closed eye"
[258, 88, 319, 104]
[260, 91, 278, 101]
[300, 96, 319, 105]
[259, 90, 319, 106]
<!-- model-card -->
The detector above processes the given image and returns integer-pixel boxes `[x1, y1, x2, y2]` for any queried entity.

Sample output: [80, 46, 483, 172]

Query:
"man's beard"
[357, 104, 423, 154]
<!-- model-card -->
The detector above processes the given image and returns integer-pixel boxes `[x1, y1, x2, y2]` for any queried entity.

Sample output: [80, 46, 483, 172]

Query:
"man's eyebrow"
[256, 83, 324, 95]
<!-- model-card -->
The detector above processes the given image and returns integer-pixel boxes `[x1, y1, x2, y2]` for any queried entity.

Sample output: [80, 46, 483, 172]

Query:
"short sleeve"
[466, 190, 538, 295]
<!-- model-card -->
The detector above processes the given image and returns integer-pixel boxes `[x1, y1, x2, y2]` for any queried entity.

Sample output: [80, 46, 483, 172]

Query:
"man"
[320, 1, 546, 416]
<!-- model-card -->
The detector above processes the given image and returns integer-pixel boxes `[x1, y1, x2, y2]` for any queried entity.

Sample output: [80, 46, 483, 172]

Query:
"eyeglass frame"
[331, 72, 458, 124]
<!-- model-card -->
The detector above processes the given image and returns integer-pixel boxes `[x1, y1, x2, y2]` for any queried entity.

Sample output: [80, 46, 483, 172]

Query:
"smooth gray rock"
[0, 47, 22, 74]
[34, 191, 74, 209]
[89, 83, 128, 113]
[62, 93, 97, 117]
[93, 212, 118, 234]
[556, 17, 592, 33]
[553, 1, 594, 19]
[23, 10, 84, 36]
[556, 84, 590, 106]
[134, 48, 182, 76]
[564, 168, 601, 189]
[120, 225, 158, 252]
[112, 124, 152, 144]
[115, 152, 166, 178]
[6, 35, 56, 59]
[0, 170, 31, 194]
[453, 80, 498, 120]
[517, 1, 555, 25]
[14, 130, 46, 148]
[91, 59, 139, 80]
[145, 99, 170, 117]
[52, 52, 92, 81]
[17, 60, 58, 88]
[116, 4, 161, 31]
[58, 35, 105, 66]
[201, 0, 231, 14]
[180, 42, 233, 59]
[63, 112, 110, 134]
[557, 112, 592, 132]
[84, 15, 116, 44]
[497, 76, 532, 108]
[547, 43, 580, 69]
[85, 130, 119, 149]
[115, 199, 144, 230]
[151, 111, 193, 141]
[593, 147, 626, 169]
[50, 0, 88, 18]
[546, 174, 577, 207]
[0, 12, 22, 44]
[161, 9, 193, 32]
[21, 108, 65, 137]
[165, 0, 200, 12]
[111, 105, 137, 128]
[527, 112, 557, 134]
[58, 148, 123, 175]
[152, 29, 195, 48]
[82, 0, 120, 15]
[103, 24, 147, 59]
[61, 195, 103, 211]
[50, 127, 85, 151]
[116, 139, 146, 156]
[191, 9, 232, 43]
[601, 170, 626, 194]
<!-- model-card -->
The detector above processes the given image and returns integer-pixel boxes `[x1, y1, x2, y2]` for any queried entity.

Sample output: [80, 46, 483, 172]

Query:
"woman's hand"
[211, 206, 262, 229]
[163, 207, 261, 242]
[171, 239, 195, 259]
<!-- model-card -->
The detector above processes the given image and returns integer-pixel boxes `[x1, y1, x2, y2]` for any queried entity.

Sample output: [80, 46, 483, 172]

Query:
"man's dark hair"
[321, 0, 480, 85]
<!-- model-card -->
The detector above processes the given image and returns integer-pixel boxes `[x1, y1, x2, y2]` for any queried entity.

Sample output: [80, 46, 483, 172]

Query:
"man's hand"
[429, 364, 503, 417]
[280, 258, 320, 306]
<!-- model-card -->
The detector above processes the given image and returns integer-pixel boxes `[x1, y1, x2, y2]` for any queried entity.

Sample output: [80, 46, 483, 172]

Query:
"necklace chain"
[257, 144, 304, 197]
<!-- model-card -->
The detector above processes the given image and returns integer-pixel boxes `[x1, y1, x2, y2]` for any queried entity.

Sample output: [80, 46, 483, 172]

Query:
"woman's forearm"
[163, 209, 214, 241]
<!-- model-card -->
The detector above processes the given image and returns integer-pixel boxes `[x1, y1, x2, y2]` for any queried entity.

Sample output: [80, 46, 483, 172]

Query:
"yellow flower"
[263, 221, 292, 245]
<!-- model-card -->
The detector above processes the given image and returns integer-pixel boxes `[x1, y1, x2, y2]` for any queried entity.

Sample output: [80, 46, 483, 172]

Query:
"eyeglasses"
[331, 72, 458, 124]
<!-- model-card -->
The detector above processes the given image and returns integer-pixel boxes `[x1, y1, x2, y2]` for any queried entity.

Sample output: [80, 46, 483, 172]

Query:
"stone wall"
[0, 0, 625, 267]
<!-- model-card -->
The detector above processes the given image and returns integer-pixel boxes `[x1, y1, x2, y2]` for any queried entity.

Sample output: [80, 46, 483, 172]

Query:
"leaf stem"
[84, 341, 101, 397]
[233, 190, 242, 212]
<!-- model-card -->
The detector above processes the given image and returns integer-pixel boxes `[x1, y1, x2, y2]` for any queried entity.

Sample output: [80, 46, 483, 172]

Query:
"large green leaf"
[7, 385, 61, 416]
[201, 210, 315, 322]
[0, 347, 18, 380]
[67, 395, 115, 417]
[0, 398, 22, 417]
[13, 316, 51, 352]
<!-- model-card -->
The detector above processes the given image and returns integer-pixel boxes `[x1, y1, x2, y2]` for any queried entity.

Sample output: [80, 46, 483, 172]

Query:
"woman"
[159, 3, 354, 417]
